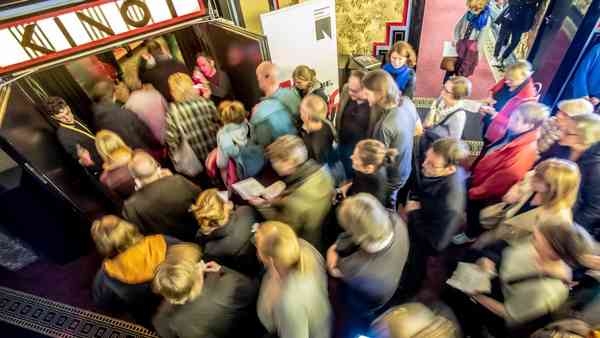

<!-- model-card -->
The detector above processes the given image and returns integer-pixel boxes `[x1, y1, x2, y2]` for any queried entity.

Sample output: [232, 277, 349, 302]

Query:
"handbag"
[455, 21, 479, 77]
[479, 202, 511, 230]
[170, 107, 204, 177]
[440, 56, 458, 72]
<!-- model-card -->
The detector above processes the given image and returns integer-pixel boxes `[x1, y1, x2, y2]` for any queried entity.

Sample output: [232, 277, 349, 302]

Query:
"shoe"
[452, 232, 476, 245]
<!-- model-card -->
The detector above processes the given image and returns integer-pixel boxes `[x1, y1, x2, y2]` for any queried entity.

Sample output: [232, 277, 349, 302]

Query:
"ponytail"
[356, 139, 397, 169]
[383, 148, 398, 166]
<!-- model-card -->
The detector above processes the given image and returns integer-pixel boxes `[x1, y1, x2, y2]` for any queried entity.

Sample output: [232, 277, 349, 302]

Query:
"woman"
[445, 223, 591, 337]
[190, 189, 259, 275]
[255, 221, 332, 338]
[531, 319, 594, 338]
[370, 302, 460, 338]
[383, 41, 417, 99]
[300, 94, 335, 165]
[538, 98, 594, 157]
[293, 65, 328, 103]
[327, 194, 409, 327]
[480, 59, 538, 143]
[338, 139, 397, 205]
[91, 215, 179, 324]
[165, 72, 220, 175]
[447, 0, 491, 80]
[424, 76, 472, 139]
[475, 158, 581, 248]
[95, 130, 135, 199]
[364, 70, 418, 208]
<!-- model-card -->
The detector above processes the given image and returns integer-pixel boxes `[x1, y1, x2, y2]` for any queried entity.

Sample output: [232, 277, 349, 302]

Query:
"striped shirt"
[166, 98, 220, 164]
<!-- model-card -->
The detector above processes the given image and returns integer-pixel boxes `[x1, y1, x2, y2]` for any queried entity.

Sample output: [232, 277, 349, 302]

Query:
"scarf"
[467, 5, 491, 31]
[383, 63, 412, 92]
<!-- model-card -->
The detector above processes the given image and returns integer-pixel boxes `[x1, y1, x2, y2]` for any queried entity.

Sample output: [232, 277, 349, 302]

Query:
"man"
[139, 39, 189, 102]
[122, 151, 202, 241]
[249, 135, 334, 251]
[334, 70, 371, 179]
[453, 102, 550, 244]
[42, 96, 101, 172]
[250, 62, 298, 147]
[564, 43, 600, 106]
[123, 77, 169, 145]
[91, 81, 162, 152]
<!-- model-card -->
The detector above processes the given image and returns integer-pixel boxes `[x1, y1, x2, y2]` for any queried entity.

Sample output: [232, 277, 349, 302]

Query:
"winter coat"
[574, 142, 600, 239]
[216, 122, 249, 169]
[251, 95, 297, 147]
[272, 87, 302, 121]
[564, 43, 600, 100]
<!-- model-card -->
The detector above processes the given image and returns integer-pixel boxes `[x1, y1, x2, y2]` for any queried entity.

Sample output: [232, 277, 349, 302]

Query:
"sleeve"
[446, 110, 467, 139]
[92, 269, 120, 309]
[252, 121, 273, 148]
[469, 168, 522, 201]
[165, 107, 181, 156]
[152, 307, 178, 338]
[504, 281, 568, 326]
[131, 110, 161, 148]
[276, 295, 310, 338]
[403, 72, 416, 99]
[569, 45, 596, 98]
[216, 132, 238, 169]
[574, 165, 600, 234]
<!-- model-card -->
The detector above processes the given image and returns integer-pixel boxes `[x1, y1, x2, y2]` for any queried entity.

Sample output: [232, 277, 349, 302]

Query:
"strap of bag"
[463, 20, 475, 41]
[432, 107, 462, 128]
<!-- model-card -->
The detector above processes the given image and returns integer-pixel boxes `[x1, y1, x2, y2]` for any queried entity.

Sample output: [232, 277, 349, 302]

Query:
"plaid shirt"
[166, 98, 220, 163]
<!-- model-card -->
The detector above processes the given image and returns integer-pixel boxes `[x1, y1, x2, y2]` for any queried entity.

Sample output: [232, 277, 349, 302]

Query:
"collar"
[362, 229, 394, 254]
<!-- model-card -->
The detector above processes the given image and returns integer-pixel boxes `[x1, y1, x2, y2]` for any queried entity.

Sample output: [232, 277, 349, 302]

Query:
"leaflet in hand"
[232, 178, 286, 200]
[446, 262, 492, 294]
[443, 41, 458, 57]
[462, 99, 483, 113]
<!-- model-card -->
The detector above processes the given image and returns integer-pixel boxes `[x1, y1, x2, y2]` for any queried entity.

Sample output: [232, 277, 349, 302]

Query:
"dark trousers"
[337, 142, 356, 180]
[494, 23, 526, 61]
[465, 198, 489, 238]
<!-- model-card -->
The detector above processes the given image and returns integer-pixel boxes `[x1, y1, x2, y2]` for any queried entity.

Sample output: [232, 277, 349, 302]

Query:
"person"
[563, 43, 600, 106]
[334, 70, 371, 179]
[194, 55, 233, 104]
[338, 139, 396, 205]
[91, 215, 179, 324]
[165, 72, 220, 171]
[447, 0, 491, 80]
[407, 138, 469, 255]
[190, 189, 259, 275]
[122, 151, 202, 241]
[252, 61, 298, 146]
[454, 102, 549, 244]
[480, 59, 539, 143]
[364, 70, 418, 208]
[123, 76, 169, 145]
[382, 41, 417, 99]
[537, 98, 594, 155]
[445, 223, 591, 337]
[530, 319, 594, 338]
[42, 96, 102, 172]
[213, 100, 251, 184]
[474, 158, 581, 249]
[492, 0, 542, 69]
[95, 130, 135, 199]
[293, 65, 328, 103]
[327, 193, 410, 334]
[249, 135, 334, 251]
[139, 39, 189, 102]
[370, 302, 460, 338]
[90, 80, 162, 151]
[255, 221, 332, 338]
[300, 94, 336, 165]
[557, 114, 600, 239]
[424, 76, 472, 139]
[152, 245, 258, 338]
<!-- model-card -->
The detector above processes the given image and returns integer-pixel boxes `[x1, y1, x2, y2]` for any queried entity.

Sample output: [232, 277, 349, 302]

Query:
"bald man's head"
[128, 151, 160, 183]
[256, 61, 279, 93]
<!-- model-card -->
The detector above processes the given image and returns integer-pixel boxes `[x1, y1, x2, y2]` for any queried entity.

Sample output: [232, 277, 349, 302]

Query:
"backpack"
[234, 125, 266, 179]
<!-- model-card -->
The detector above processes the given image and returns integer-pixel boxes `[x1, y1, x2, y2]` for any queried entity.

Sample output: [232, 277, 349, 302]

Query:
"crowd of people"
[40, 1, 600, 336]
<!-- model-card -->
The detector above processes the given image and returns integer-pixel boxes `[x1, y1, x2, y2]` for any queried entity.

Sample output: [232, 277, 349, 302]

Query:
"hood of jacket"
[220, 122, 249, 146]
[103, 234, 167, 284]
[251, 97, 288, 124]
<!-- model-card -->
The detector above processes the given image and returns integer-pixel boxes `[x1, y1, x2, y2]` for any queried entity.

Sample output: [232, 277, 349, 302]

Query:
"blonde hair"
[362, 70, 401, 108]
[515, 102, 549, 128]
[448, 76, 472, 100]
[534, 159, 581, 212]
[531, 319, 592, 338]
[168, 72, 200, 103]
[266, 135, 308, 166]
[379, 303, 458, 338]
[218, 100, 247, 124]
[571, 114, 600, 146]
[153, 259, 201, 304]
[355, 139, 398, 169]
[431, 138, 470, 166]
[293, 65, 317, 83]
[128, 150, 160, 182]
[467, 0, 488, 11]
[337, 193, 393, 246]
[95, 130, 133, 165]
[190, 189, 229, 234]
[505, 59, 534, 79]
[91, 215, 143, 257]
[388, 41, 417, 68]
[301, 94, 328, 122]
[165, 243, 202, 265]
[557, 98, 594, 117]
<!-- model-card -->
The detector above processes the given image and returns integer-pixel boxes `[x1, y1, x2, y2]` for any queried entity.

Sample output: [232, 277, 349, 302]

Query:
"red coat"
[469, 129, 539, 201]
[485, 78, 538, 143]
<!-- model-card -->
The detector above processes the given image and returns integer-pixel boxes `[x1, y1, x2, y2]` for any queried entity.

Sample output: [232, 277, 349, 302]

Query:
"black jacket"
[498, 0, 541, 32]
[92, 102, 160, 150]
[408, 169, 466, 253]
[153, 267, 258, 338]
[347, 167, 388, 205]
[56, 121, 102, 172]
[574, 142, 600, 239]
[140, 58, 189, 102]
[123, 175, 202, 241]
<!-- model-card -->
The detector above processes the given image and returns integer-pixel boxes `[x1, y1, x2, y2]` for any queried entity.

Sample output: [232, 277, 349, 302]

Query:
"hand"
[482, 96, 497, 106]
[502, 186, 521, 204]
[405, 200, 421, 213]
[248, 196, 268, 206]
[326, 245, 343, 278]
[76, 145, 95, 167]
[479, 105, 497, 117]
[202, 86, 212, 99]
[476, 257, 497, 275]
[589, 97, 600, 106]
[339, 182, 352, 198]
[203, 261, 221, 273]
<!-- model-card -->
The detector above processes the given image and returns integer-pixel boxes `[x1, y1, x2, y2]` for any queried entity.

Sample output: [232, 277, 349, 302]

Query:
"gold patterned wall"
[336, 0, 406, 55]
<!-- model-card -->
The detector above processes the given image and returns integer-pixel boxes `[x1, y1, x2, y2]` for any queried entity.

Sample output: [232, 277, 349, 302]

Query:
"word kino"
[0, 0, 206, 75]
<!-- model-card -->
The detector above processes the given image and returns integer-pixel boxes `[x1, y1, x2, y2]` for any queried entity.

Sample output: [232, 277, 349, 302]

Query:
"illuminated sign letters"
[0, 0, 207, 75]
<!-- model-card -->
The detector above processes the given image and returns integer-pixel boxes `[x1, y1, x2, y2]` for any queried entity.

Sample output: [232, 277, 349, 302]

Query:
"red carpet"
[415, 0, 496, 99]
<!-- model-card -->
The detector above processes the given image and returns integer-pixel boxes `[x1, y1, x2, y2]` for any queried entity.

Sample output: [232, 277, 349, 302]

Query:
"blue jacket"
[565, 43, 600, 100]
[251, 96, 297, 147]
[271, 87, 301, 120]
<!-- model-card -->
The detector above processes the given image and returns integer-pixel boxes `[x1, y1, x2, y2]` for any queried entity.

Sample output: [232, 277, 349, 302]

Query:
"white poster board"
[260, 0, 339, 98]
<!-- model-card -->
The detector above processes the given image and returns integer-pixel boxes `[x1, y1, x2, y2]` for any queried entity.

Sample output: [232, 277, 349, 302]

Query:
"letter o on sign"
[120, 0, 151, 27]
